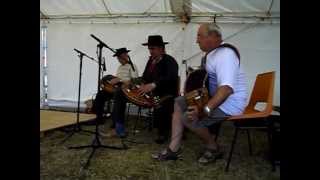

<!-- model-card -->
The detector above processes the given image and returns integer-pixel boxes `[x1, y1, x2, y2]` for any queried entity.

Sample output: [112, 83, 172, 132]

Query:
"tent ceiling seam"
[40, 12, 279, 20]
[267, 0, 275, 15]
[183, 0, 192, 15]
[40, 10, 49, 19]
[143, 0, 161, 14]
[101, 0, 111, 15]
[164, 0, 168, 12]
[169, 0, 191, 15]
[41, 19, 279, 25]
[101, 0, 117, 24]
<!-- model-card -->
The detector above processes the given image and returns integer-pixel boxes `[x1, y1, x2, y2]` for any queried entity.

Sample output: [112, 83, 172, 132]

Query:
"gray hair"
[203, 23, 222, 38]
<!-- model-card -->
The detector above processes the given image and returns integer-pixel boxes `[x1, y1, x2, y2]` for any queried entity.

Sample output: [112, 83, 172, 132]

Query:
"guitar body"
[101, 74, 119, 93]
[184, 69, 209, 118]
[121, 78, 172, 108]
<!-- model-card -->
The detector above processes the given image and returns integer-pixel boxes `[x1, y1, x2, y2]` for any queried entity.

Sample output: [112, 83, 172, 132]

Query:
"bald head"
[201, 23, 222, 38]
[197, 23, 223, 52]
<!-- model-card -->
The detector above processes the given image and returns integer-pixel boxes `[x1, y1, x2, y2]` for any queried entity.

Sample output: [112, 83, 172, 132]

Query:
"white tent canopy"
[41, 0, 279, 24]
[40, 0, 279, 17]
[40, 0, 280, 108]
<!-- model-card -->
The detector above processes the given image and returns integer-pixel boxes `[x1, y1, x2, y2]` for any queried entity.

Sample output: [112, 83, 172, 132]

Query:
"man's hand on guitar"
[122, 80, 130, 86]
[109, 77, 121, 85]
[137, 83, 155, 96]
[186, 105, 199, 122]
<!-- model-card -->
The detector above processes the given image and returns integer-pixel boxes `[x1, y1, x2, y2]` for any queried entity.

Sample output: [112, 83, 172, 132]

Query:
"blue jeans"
[112, 87, 127, 135]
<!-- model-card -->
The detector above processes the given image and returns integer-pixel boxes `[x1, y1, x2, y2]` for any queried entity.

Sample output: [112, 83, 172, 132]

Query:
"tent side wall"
[43, 22, 280, 106]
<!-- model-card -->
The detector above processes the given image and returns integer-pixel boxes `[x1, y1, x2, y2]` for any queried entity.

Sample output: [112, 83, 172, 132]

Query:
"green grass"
[40, 116, 280, 180]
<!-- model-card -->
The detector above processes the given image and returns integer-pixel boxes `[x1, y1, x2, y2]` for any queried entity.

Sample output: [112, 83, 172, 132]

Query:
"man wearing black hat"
[138, 35, 179, 144]
[91, 48, 138, 137]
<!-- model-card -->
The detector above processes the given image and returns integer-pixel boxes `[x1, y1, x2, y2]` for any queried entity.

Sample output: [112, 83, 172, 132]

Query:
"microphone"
[182, 59, 187, 64]
[102, 57, 106, 71]
[90, 34, 116, 53]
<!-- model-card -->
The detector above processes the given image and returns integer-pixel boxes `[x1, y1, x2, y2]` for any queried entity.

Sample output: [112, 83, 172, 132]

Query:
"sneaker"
[198, 148, 223, 164]
[104, 112, 111, 118]
[114, 123, 128, 138]
[151, 147, 182, 161]
[99, 128, 117, 138]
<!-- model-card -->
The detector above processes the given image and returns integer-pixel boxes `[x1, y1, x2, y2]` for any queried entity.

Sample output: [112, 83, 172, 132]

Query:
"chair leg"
[126, 103, 131, 122]
[267, 124, 276, 171]
[148, 108, 153, 131]
[225, 128, 239, 172]
[107, 100, 111, 112]
[214, 125, 221, 142]
[133, 107, 141, 136]
[246, 129, 253, 155]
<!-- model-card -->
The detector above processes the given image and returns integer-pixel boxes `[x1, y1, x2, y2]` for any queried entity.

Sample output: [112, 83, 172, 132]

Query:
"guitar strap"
[201, 43, 240, 69]
[201, 43, 241, 95]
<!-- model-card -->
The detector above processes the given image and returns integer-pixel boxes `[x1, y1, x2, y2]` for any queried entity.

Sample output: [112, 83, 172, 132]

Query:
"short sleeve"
[215, 48, 239, 90]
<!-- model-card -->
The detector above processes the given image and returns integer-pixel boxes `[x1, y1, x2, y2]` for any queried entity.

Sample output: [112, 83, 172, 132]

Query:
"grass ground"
[40, 115, 280, 180]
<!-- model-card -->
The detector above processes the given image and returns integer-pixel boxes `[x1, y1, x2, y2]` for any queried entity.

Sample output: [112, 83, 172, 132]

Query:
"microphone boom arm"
[74, 48, 98, 63]
[90, 34, 116, 53]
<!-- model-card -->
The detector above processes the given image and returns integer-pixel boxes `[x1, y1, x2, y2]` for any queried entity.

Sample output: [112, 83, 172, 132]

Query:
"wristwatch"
[151, 82, 157, 89]
[203, 105, 211, 116]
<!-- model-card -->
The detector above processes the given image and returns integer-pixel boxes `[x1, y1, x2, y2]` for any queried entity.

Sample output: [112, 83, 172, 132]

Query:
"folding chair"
[225, 71, 276, 172]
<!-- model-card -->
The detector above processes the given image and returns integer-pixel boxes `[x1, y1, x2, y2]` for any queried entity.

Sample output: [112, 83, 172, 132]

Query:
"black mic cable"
[128, 55, 135, 72]
[102, 57, 106, 71]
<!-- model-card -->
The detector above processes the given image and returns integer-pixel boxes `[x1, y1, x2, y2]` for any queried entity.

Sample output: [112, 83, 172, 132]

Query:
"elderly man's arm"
[206, 85, 233, 110]
[186, 85, 233, 120]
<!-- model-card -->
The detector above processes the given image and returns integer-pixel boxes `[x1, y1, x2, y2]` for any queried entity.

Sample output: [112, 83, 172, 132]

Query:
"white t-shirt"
[206, 44, 248, 116]
[116, 63, 139, 81]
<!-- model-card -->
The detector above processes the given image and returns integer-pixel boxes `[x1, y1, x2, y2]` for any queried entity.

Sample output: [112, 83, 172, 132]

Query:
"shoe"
[102, 112, 111, 119]
[151, 147, 182, 161]
[118, 132, 127, 139]
[99, 128, 117, 138]
[115, 123, 127, 138]
[154, 135, 168, 144]
[197, 148, 223, 164]
[100, 130, 127, 139]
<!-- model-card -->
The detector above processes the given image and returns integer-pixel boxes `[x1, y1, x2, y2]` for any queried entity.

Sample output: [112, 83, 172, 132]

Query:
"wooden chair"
[225, 71, 276, 172]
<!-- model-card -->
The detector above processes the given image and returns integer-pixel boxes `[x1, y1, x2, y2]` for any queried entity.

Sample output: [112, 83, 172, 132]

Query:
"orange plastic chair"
[225, 71, 276, 172]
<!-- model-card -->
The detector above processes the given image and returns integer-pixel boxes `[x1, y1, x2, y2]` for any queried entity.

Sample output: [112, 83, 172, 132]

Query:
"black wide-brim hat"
[142, 35, 169, 46]
[113, 47, 131, 57]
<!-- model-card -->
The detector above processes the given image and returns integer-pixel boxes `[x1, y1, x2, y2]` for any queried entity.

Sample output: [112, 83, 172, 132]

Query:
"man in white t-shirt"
[92, 48, 138, 136]
[152, 23, 248, 164]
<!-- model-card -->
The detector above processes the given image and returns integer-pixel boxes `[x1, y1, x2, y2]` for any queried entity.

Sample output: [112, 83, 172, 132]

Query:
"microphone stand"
[69, 35, 127, 170]
[60, 49, 97, 144]
[182, 59, 188, 77]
